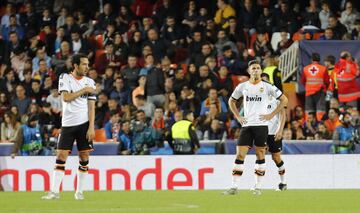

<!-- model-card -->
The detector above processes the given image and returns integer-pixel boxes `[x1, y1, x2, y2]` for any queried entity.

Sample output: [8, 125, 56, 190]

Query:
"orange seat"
[94, 129, 107, 142]
[231, 75, 249, 89]
[312, 32, 324, 40]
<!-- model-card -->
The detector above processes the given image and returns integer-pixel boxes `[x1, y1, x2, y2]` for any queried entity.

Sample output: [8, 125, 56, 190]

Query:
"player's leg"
[223, 127, 251, 195]
[272, 152, 287, 191]
[42, 127, 74, 199]
[75, 122, 94, 200]
[267, 135, 287, 190]
[253, 126, 268, 193]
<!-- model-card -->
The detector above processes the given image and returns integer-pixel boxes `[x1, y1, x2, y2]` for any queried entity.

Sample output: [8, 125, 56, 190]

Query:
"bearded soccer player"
[223, 60, 288, 195]
[42, 54, 96, 200]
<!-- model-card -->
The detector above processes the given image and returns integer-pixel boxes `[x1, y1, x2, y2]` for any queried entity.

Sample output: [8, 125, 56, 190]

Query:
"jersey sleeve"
[230, 83, 244, 100]
[87, 78, 97, 101]
[268, 84, 283, 99]
[58, 73, 69, 93]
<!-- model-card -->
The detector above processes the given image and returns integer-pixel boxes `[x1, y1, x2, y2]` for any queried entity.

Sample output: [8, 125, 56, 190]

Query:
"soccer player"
[223, 60, 288, 195]
[42, 54, 96, 200]
[261, 73, 287, 191]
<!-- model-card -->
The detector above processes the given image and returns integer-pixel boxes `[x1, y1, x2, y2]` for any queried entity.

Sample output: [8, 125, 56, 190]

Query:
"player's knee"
[56, 151, 68, 161]
[235, 153, 245, 160]
[271, 154, 281, 163]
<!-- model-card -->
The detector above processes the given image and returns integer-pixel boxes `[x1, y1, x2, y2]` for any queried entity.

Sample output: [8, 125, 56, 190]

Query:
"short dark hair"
[324, 55, 336, 64]
[248, 60, 260, 67]
[72, 54, 87, 66]
[311, 53, 320, 62]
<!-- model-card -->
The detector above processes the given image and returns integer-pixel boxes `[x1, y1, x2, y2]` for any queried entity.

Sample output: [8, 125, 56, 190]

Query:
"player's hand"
[86, 128, 95, 142]
[236, 116, 247, 125]
[82, 87, 95, 95]
[275, 131, 283, 141]
[260, 113, 274, 121]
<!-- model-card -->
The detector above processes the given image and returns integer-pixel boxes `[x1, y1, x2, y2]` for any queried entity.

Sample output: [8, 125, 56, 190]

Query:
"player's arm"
[275, 107, 286, 141]
[228, 97, 247, 125]
[61, 87, 95, 102]
[86, 99, 96, 141]
[263, 94, 288, 121]
[229, 84, 247, 125]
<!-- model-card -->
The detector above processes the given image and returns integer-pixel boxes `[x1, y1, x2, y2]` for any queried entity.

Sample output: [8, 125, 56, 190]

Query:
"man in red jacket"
[333, 51, 360, 109]
[301, 53, 330, 121]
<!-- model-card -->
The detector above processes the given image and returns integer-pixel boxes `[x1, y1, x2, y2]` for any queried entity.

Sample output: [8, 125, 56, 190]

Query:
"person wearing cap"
[11, 114, 43, 158]
[169, 110, 200, 154]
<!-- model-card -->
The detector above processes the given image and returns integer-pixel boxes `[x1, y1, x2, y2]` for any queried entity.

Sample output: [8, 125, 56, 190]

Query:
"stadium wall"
[1, 155, 359, 191]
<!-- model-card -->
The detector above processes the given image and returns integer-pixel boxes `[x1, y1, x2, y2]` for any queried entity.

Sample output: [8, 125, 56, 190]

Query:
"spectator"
[113, 32, 129, 64]
[0, 68, 18, 95]
[253, 31, 273, 60]
[1, 112, 21, 143]
[173, 68, 189, 97]
[29, 79, 47, 106]
[315, 122, 332, 140]
[283, 128, 293, 140]
[203, 119, 227, 141]
[2, 14, 24, 42]
[46, 87, 61, 114]
[56, 7, 68, 29]
[11, 114, 43, 157]
[257, 7, 274, 36]
[200, 88, 227, 115]
[302, 0, 320, 28]
[145, 60, 165, 107]
[122, 55, 140, 90]
[118, 120, 133, 155]
[70, 29, 93, 59]
[319, 27, 335, 40]
[187, 30, 205, 58]
[0, 92, 10, 118]
[332, 112, 355, 154]
[11, 85, 31, 116]
[32, 48, 52, 73]
[102, 67, 115, 95]
[340, 1, 360, 32]
[143, 28, 169, 60]
[11, 46, 29, 81]
[303, 112, 318, 139]
[95, 92, 109, 128]
[161, 16, 184, 47]
[110, 77, 131, 106]
[104, 110, 120, 140]
[324, 108, 342, 135]
[328, 15, 348, 39]
[215, 29, 238, 56]
[135, 95, 155, 118]
[182, 1, 198, 31]
[215, 65, 232, 100]
[351, 19, 360, 40]
[275, 29, 293, 55]
[95, 3, 116, 33]
[228, 16, 246, 44]
[274, 1, 297, 33]
[190, 43, 215, 67]
[238, 0, 258, 34]
[319, 1, 332, 30]
[214, 0, 236, 29]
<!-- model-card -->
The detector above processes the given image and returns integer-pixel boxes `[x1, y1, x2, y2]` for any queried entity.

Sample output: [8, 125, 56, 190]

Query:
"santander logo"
[0, 158, 214, 191]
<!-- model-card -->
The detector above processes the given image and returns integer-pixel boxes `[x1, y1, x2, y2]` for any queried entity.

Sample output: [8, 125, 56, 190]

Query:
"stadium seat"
[231, 75, 249, 89]
[312, 32, 324, 40]
[94, 129, 107, 142]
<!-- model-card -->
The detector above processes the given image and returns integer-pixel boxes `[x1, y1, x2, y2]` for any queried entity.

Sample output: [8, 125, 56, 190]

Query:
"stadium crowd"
[0, 0, 359, 155]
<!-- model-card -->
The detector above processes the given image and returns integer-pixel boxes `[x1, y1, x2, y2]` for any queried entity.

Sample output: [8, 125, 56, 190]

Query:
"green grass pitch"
[0, 190, 359, 213]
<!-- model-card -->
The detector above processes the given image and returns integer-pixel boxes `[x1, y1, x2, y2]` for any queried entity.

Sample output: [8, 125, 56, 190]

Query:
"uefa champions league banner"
[1, 155, 360, 191]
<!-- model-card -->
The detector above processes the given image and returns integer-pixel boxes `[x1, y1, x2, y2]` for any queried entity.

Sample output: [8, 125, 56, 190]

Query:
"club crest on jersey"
[259, 87, 264, 93]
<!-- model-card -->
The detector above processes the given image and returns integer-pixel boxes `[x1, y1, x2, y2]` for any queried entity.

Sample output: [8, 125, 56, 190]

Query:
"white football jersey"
[58, 73, 96, 127]
[267, 96, 280, 135]
[231, 81, 282, 127]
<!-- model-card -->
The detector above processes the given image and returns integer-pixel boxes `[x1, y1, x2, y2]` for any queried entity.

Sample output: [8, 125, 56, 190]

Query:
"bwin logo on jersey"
[246, 95, 262, 101]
